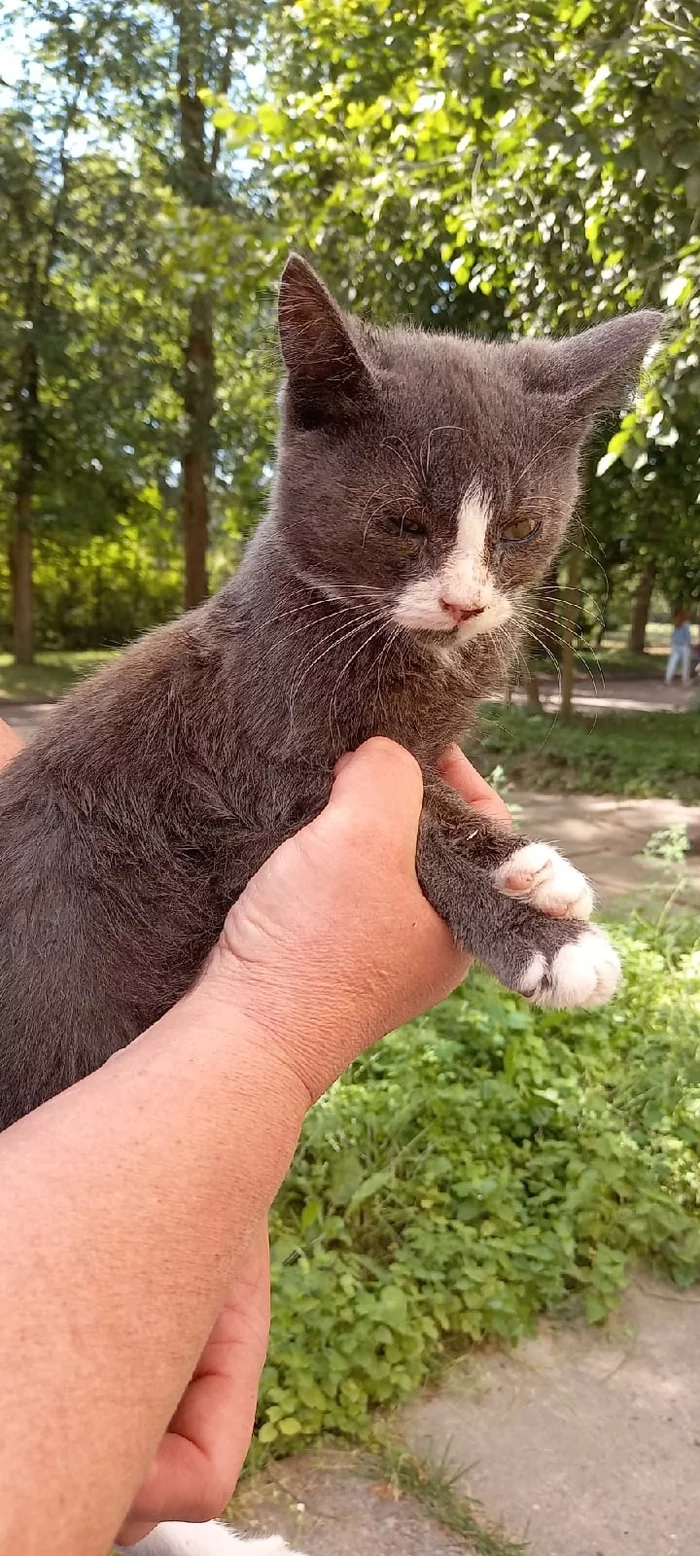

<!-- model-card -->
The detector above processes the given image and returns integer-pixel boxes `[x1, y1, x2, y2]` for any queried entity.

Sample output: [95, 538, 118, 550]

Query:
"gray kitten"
[0, 257, 659, 1556]
[0, 256, 659, 1132]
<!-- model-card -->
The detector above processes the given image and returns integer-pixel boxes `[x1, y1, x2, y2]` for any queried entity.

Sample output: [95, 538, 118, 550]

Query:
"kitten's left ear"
[278, 254, 376, 428]
[517, 310, 664, 418]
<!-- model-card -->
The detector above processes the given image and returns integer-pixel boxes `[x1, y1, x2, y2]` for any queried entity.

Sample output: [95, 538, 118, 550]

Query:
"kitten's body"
[0, 259, 660, 1556]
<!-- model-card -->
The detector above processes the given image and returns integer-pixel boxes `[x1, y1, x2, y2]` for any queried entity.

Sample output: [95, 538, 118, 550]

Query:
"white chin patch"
[390, 485, 512, 640]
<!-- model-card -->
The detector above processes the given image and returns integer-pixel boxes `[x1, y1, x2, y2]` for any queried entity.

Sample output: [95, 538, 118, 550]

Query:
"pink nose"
[440, 599, 485, 626]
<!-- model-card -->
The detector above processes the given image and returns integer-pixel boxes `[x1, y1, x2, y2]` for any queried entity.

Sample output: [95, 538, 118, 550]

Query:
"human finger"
[438, 745, 512, 826]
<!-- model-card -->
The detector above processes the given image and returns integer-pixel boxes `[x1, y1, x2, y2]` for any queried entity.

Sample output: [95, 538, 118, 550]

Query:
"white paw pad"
[519, 927, 621, 1009]
[496, 842, 594, 921]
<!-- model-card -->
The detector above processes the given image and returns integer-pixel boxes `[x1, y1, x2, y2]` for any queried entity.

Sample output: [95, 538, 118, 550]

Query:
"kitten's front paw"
[518, 925, 621, 1009]
[495, 841, 594, 921]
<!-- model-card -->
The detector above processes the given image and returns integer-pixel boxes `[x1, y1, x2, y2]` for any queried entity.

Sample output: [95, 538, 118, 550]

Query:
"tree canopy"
[0, 0, 697, 661]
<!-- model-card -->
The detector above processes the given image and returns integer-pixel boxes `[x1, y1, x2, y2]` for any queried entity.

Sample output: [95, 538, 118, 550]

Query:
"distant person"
[665, 609, 692, 684]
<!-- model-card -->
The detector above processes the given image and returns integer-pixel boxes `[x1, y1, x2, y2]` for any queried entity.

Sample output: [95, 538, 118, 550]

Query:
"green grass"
[0, 649, 116, 701]
[364, 1439, 524, 1556]
[533, 647, 666, 680]
[254, 916, 700, 1462]
[473, 706, 700, 804]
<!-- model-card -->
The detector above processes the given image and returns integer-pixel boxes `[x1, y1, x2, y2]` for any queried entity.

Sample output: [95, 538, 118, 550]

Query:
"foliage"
[642, 824, 692, 865]
[475, 707, 700, 803]
[2, 0, 700, 656]
[256, 916, 700, 1455]
[244, 0, 700, 620]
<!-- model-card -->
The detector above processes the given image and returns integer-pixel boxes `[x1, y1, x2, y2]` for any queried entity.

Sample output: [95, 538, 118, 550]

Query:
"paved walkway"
[514, 788, 700, 913]
[232, 1273, 700, 1556]
[508, 674, 698, 716]
[400, 1274, 700, 1556]
[2, 672, 699, 750]
[234, 1446, 473, 1554]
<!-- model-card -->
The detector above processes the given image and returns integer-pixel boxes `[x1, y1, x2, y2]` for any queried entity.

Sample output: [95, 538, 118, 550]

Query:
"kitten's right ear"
[278, 255, 375, 427]
[516, 310, 664, 420]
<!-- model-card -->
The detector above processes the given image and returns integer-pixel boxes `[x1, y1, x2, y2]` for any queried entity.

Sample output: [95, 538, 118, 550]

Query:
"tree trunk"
[11, 264, 40, 666]
[524, 654, 543, 714]
[560, 544, 582, 721]
[10, 493, 34, 666]
[628, 557, 656, 653]
[531, 563, 561, 663]
[182, 292, 213, 609]
[177, 6, 218, 610]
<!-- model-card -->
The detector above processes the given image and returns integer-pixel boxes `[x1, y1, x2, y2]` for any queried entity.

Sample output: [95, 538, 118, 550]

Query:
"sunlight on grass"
[0, 650, 117, 702]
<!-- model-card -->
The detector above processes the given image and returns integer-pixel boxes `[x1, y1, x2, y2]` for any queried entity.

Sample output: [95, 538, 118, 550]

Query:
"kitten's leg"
[117, 1521, 310, 1554]
[417, 782, 620, 1008]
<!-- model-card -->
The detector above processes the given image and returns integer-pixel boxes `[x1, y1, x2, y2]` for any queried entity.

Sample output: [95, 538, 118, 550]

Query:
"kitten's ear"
[517, 311, 663, 418]
[278, 254, 375, 427]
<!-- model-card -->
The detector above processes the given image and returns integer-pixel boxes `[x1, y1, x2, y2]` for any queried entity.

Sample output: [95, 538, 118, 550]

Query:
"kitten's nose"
[440, 599, 485, 627]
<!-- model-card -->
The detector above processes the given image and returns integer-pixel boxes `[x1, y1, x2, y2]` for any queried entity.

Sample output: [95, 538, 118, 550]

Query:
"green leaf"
[377, 1286, 409, 1330]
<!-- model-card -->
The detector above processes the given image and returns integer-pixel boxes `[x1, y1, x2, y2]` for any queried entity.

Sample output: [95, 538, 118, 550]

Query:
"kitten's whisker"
[512, 426, 568, 488]
[327, 618, 392, 741]
[255, 601, 359, 643]
[420, 423, 464, 480]
[522, 625, 563, 706]
[382, 436, 421, 489]
[288, 610, 385, 721]
[370, 622, 402, 726]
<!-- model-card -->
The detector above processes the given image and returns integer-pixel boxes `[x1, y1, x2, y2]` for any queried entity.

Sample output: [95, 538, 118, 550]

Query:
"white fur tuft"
[517, 927, 621, 1009]
[117, 1520, 309, 1556]
[390, 486, 513, 641]
[496, 841, 594, 921]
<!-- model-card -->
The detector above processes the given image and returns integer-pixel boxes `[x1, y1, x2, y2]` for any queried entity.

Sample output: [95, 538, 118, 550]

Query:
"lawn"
[0, 649, 116, 702]
[473, 706, 700, 805]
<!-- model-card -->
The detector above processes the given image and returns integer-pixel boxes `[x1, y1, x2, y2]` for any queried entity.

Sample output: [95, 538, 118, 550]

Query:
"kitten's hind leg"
[417, 787, 620, 1008]
[117, 1521, 310, 1555]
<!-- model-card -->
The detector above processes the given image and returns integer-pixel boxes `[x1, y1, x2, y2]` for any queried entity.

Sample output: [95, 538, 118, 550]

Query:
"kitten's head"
[273, 255, 661, 649]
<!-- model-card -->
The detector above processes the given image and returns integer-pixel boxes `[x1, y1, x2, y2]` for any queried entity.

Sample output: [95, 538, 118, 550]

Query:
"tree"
[628, 557, 657, 653]
[6, 0, 270, 649]
[236, 0, 700, 629]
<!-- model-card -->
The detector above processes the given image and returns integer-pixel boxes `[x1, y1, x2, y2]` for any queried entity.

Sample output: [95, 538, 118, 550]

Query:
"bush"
[474, 707, 700, 803]
[259, 916, 700, 1454]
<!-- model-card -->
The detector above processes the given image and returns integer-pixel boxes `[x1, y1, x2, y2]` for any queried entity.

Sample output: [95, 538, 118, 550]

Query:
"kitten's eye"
[389, 515, 427, 539]
[503, 517, 541, 543]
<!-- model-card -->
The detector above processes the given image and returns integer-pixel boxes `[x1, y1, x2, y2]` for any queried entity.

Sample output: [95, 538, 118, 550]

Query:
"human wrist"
[201, 938, 371, 1105]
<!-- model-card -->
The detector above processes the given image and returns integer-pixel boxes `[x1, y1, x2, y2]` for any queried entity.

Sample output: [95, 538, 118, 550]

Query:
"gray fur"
[0, 255, 660, 1128]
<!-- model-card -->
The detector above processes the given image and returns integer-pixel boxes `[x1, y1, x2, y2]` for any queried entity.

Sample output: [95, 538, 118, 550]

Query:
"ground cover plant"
[256, 915, 700, 1456]
[474, 707, 700, 804]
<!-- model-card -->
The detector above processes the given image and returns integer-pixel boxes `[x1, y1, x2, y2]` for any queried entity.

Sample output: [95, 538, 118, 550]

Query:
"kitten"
[116, 1524, 307, 1554]
[0, 258, 659, 1556]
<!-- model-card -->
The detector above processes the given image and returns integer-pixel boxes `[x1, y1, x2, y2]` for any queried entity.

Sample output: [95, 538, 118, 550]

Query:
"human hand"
[116, 1222, 270, 1545]
[0, 715, 23, 769]
[210, 738, 511, 1103]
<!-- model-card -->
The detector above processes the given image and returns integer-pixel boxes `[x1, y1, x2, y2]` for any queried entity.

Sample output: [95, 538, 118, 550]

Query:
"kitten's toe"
[518, 925, 621, 1009]
[496, 841, 594, 921]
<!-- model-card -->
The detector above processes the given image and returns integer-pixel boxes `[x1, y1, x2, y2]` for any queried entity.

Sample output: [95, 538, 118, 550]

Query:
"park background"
[2, 4, 700, 1554]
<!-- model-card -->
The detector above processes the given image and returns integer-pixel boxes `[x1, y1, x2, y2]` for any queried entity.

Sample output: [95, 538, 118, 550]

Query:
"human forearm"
[0, 735, 502, 1554]
[0, 979, 308, 1556]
